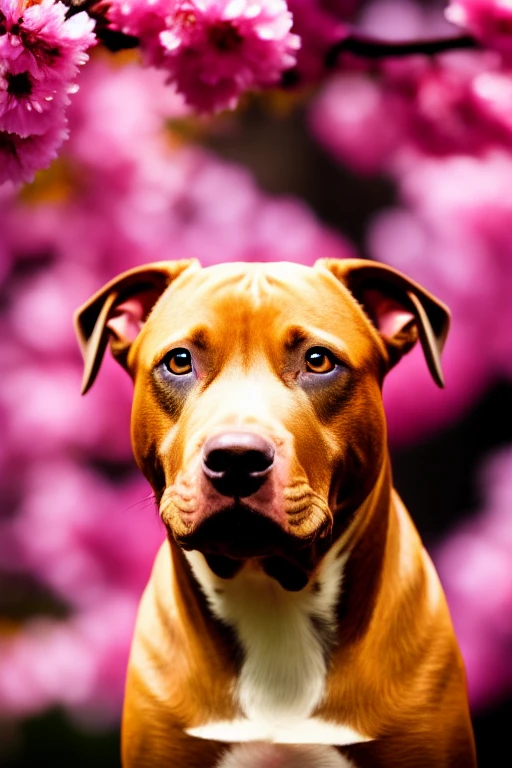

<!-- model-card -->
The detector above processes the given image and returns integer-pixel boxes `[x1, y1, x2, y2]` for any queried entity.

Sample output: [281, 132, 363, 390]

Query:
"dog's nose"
[202, 432, 275, 498]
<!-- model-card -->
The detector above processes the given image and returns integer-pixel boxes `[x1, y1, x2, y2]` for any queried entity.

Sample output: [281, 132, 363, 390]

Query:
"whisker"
[124, 493, 158, 513]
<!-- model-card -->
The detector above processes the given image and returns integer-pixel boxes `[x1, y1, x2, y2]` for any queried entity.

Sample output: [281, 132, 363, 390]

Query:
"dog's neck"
[173, 460, 392, 744]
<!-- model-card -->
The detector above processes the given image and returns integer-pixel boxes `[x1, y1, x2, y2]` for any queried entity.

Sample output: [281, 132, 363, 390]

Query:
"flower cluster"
[2, 0, 512, 183]
[0, 0, 96, 185]
[435, 445, 512, 707]
[446, 0, 512, 61]
[306, 1, 512, 441]
[108, 0, 300, 112]
[310, 47, 512, 169]
[374, 150, 512, 443]
[1, 0, 512, 750]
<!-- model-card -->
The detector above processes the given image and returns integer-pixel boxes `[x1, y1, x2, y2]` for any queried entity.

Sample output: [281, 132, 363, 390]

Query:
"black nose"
[202, 432, 275, 498]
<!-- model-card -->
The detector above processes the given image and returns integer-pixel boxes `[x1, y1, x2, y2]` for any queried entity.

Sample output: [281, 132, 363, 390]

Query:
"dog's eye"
[305, 347, 336, 374]
[163, 349, 193, 375]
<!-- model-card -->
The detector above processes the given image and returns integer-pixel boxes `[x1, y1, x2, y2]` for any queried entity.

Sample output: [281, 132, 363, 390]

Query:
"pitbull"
[75, 258, 477, 767]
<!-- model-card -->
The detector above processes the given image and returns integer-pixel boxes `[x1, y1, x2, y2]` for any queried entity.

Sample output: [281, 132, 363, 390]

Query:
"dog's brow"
[189, 327, 209, 350]
[284, 326, 308, 351]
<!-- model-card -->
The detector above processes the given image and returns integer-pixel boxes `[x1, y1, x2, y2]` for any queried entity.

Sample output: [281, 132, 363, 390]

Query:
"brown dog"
[75, 258, 477, 768]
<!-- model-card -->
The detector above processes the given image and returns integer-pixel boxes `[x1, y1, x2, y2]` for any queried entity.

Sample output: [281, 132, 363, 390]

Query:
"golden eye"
[305, 347, 336, 374]
[164, 349, 192, 375]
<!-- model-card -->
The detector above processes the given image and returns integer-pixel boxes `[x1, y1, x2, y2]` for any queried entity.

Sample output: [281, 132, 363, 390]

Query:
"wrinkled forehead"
[140, 261, 374, 361]
[169, 261, 341, 309]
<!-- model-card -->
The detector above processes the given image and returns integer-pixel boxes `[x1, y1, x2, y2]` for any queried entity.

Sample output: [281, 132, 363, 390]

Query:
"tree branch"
[325, 31, 479, 68]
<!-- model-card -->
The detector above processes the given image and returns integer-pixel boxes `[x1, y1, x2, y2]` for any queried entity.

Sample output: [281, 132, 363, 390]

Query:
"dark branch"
[326, 31, 478, 68]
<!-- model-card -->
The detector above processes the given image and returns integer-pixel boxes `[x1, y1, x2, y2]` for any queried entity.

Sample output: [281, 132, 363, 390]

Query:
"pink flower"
[12, 461, 163, 603]
[434, 446, 512, 709]
[0, 0, 96, 83]
[160, 0, 300, 112]
[309, 72, 406, 174]
[66, 57, 189, 187]
[446, 0, 512, 61]
[310, 49, 512, 169]
[109, 0, 300, 112]
[0, 0, 95, 183]
[0, 595, 142, 722]
[0, 119, 68, 184]
[0, 66, 64, 137]
[367, 149, 512, 443]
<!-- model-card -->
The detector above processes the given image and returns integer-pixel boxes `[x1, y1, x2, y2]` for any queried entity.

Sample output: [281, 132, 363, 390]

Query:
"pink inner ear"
[363, 288, 415, 340]
[106, 297, 150, 343]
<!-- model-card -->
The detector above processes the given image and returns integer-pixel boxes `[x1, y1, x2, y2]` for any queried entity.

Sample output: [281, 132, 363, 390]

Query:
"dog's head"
[75, 259, 449, 590]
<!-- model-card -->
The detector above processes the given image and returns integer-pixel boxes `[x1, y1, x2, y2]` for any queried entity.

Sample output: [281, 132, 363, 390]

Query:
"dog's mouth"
[175, 503, 316, 591]
[176, 503, 288, 557]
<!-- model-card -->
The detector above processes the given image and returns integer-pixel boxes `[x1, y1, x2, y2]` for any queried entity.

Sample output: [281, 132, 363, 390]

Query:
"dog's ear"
[74, 259, 200, 395]
[316, 258, 450, 388]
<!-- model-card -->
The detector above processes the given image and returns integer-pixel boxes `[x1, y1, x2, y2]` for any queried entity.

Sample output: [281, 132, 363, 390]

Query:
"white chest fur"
[215, 743, 357, 768]
[184, 538, 369, 747]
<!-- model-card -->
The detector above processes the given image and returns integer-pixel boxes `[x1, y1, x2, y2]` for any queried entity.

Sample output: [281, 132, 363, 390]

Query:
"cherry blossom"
[0, 0, 96, 184]
[0, 120, 68, 184]
[446, 0, 512, 61]
[108, 0, 300, 112]
[434, 446, 512, 708]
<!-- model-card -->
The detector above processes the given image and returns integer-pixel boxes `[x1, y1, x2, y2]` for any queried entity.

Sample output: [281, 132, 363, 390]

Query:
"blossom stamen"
[175, 10, 197, 29]
[208, 21, 243, 53]
[6, 71, 33, 97]
[0, 130, 18, 158]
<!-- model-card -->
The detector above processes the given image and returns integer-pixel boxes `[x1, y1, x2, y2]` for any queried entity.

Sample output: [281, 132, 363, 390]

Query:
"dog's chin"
[175, 502, 318, 591]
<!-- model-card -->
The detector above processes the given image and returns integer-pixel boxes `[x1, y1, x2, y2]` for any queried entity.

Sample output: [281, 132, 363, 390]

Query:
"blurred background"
[1, 1, 512, 766]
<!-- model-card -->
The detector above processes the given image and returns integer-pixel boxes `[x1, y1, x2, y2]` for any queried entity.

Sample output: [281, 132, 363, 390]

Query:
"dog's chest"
[214, 743, 356, 768]
[189, 553, 340, 724]
[185, 544, 368, 747]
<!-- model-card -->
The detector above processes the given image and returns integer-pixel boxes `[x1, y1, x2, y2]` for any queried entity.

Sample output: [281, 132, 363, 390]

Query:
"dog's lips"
[175, 502, 290, 558]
